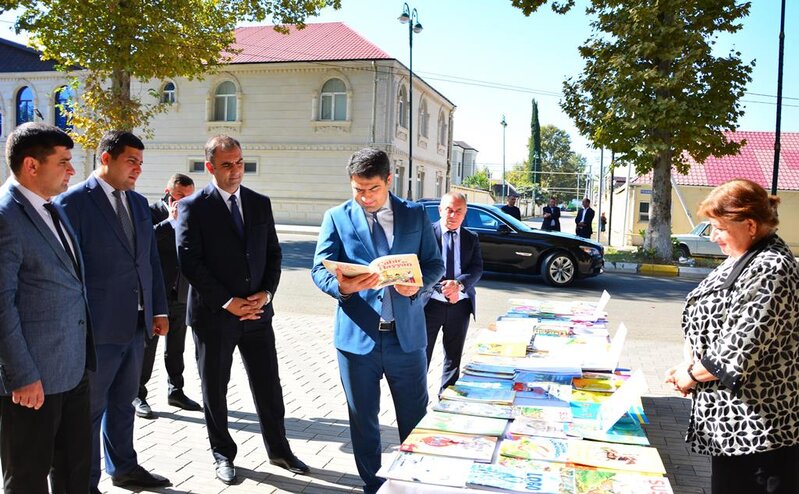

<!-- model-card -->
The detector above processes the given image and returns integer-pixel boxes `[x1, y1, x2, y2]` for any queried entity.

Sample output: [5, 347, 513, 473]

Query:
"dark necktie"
[112, 189, 135, 250]
[229, 195, 245, 239]
[371, 211, 393, 322]
[446, 230, 456, 280]
[43, 202, 80, 276]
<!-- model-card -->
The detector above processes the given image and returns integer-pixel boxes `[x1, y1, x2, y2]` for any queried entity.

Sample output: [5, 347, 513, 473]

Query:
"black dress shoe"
[269, 455, 310, 474]
[168, 390, 202, 411]
[215, 459, 237, 485]
[132, 397, 155, 419]
[111, 465, 171, 488]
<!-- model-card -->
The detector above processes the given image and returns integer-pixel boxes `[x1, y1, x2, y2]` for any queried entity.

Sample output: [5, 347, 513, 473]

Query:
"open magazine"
[322, 254, 423, 289]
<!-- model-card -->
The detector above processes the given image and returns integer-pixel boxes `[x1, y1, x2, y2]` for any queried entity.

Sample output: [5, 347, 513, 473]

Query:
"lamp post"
[398, 3, 423, 200]
[500, 115, 507, 203]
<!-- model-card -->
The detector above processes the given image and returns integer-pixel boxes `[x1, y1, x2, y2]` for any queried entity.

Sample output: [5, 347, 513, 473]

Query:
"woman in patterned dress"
[664, 179, 799, 494]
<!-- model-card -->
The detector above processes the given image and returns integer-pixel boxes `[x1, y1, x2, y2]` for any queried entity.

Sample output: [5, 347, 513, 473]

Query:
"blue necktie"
[445, 230, 456, 280]
[371, 211, 394, 322]
[229, 195, 244, 239]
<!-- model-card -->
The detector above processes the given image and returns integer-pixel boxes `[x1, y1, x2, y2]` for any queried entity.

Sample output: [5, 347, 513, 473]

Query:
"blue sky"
[2, 1, 795, 177]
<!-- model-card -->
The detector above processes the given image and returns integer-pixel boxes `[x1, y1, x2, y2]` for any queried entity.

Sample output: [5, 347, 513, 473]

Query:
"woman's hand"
[664, 362, 697, 397]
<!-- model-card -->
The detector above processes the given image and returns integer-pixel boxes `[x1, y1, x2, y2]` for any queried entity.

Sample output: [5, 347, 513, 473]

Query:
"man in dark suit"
[176, 135, 306, 485]
[0, 123, 95, 494]
[541, 197, 561, 232]
[500, 194, 522, 220]
[422, 192, 483, 395]
[575, 197, 595, 239]
[311, 148, 444, 494]
[134, 173, 201, 419]
[56, 131, 170, 492]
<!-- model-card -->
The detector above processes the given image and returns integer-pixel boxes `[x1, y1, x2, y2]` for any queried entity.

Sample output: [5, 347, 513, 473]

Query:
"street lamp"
[398, 3, 422, 200]
[500, 115, 507, 203]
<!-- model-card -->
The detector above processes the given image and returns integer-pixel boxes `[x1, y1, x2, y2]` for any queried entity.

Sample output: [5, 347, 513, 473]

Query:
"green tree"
[535, 125, 586, 202]
[462, 167, 492, 191]
[513, 0, 753, 259]
[0, 0, 340, 149]
[527, 99, 542, 184]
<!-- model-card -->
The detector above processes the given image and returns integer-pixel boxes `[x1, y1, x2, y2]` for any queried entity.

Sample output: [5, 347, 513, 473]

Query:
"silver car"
[672, 221, 724, 258]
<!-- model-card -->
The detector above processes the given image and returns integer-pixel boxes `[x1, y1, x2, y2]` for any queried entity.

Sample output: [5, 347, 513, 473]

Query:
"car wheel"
[542, 251, 576, 287]
[678, 244, 691, 258]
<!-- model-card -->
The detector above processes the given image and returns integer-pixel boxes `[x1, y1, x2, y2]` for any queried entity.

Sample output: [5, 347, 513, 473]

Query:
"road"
[275, 233, 700, 396]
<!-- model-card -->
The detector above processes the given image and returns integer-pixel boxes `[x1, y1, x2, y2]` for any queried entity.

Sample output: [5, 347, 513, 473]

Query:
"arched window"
[418, 99, 429, 138]
[398, 85, 408, 128]
[16, 86, 34, 126]
[320, 78, 347, 121]
[213, 81, 237, 121]
[161, 82, 176, 104]
[54, 86, 74, 131]
[438, 110, 448, 147]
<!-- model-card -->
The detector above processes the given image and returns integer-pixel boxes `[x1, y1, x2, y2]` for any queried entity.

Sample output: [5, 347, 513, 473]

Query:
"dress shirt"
[432, 220, 469, 303]
[213, 182, 243, 224]
[364, 198, 394, 248]
[12, 178, 76, 255]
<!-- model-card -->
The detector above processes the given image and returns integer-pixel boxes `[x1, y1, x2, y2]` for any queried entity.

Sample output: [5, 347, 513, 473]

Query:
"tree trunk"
[646, 146, 674, 259]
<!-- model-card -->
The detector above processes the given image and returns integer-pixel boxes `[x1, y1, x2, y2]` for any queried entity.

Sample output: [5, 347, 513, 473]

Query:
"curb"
[604, 261, 712, 279]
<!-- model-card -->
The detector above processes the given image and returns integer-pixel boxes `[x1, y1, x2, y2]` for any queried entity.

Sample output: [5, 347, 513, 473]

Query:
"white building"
[450, 140, 478, 186]
[0, 23, 455, 224]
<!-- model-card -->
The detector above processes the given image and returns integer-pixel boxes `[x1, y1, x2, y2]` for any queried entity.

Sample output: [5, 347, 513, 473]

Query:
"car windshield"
[690, 222, 712, 236]
[480, 204, 534, 232]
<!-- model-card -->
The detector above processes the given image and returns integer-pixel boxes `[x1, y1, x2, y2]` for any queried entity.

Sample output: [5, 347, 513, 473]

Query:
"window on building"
[398, 86, 408, 128]
[161, 82, 176, 104]
[435, 173, 443, 198]
[54, 86, 74, 131]
[438, 110, 448, 146]
[418, 100, 429, 138]
[639, 202, 650, 221]
[16, 86, 35, 126]
[394, 163, 406, 196]
[213, 81, 237, 121]
[190, 159, 257, 174]
[319, 78, 347, 121]
[416, 169, 425, 198]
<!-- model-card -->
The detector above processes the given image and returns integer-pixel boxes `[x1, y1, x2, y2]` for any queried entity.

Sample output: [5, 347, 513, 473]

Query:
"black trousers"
[0, 373, 90, 494]
[712, 444, 799, 494]
[193, 318, 291, 463]
[139, 300, 188, 399]
[424, 298, 472, 395]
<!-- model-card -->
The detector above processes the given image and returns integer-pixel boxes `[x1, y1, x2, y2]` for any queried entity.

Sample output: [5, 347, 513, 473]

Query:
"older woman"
[665, 179, 799, 494]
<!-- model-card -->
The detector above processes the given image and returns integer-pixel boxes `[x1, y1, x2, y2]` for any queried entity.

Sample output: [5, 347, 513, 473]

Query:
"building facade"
[451, 140, 478, 186]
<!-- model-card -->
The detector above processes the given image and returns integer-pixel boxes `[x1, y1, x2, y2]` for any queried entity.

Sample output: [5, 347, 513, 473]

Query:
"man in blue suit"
[311, 148, 444, 494]
[0, 123, 95, 494]
[422, 192, 483, 395]
[56, 131, 170, 492]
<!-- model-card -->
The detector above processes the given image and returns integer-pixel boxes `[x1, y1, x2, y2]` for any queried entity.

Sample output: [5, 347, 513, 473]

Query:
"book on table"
[321, 253, 422, 288]
[573, 467, 675, 494]
[415, 410, 509, 437]
[433, 399, 516, 419]
[400, 430, 498, 462]
[440, 384, 515, 405]
[380, 452, 472, 488]
[467, 462, 568, 493]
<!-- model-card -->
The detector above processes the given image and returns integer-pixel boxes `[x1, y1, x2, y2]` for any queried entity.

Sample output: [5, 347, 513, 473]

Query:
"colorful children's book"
[507, 417, 567, 439]
[465, 362, 517, 375]
[467, 462, 566, 493]
[515, 405, 574, 423]
[565, 414, 650, 446]
[400, 430, 498, 462]
[380, 452, 472, 488]
[573, 468, 674, 494]
[440, 385, 515, 405]
[416, 411, 509, 437]
[499, 436, 571, 462]
[567, 440, 666, 475]
[433, 399, 515, 419]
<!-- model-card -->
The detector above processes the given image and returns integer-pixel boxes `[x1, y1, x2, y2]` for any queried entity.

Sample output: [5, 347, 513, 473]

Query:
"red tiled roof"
[633, 131, 799, 191]
[226, 22, 392, 64]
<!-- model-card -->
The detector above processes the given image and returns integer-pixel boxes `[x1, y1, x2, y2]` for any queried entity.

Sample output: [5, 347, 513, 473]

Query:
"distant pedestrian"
[500, 195, 521, 220]
[541, 197, 561, 232]
[600, 212, 607, 232]
[575, 198, 595, 238]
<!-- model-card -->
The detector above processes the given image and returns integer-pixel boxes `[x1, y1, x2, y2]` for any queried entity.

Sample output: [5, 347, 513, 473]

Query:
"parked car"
[672, 221, 724, 258]
[421, 201, 604, 287]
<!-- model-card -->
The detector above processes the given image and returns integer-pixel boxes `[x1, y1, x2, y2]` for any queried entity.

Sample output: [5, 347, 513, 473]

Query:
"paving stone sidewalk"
[92, 311, 710, 494]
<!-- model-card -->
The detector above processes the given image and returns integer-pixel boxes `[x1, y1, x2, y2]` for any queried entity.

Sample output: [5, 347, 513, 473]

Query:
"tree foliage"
[536, 125, 586, 202]
[512, 0, 753, 259]
[527, 98, 542, 184]
[0, 0, 340, 149]
[462, 167, 493, 191]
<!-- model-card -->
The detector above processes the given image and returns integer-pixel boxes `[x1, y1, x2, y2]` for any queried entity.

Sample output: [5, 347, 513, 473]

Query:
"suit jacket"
[575, 207, 595, 237]
[541, 205, 561, 232]
[421, 222, 483, 318]
[0, 182, 96, 396]
[151, 200, 188, 303]
[311, 194, 445, 355]
[176, 183, 281, 331]
[56, 175, 168, 345]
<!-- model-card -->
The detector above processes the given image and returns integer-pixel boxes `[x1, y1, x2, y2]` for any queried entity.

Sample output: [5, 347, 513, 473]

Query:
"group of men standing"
[0, 122, 485, 494]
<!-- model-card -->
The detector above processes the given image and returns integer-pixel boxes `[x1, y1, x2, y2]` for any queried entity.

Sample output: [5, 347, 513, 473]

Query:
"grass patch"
[604, 247, 724, 268]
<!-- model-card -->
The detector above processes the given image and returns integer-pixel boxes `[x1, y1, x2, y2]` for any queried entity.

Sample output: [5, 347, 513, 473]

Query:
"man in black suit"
[500, 194, 522, 220]
[541, 197, 561, 232]
[134, 174, 201, 419]
[575, 197, 595, 239]
[423, 192, 483, 395]
[176, 135, 307, 486]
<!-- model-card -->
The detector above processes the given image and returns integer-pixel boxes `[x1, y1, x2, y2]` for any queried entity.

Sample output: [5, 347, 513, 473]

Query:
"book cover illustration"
[565, 415, 650, 446]
[441, 385, 515, 405]
[573, 468, 674, 494]
[499, 435, 571, 462]
[433, 399, 515, 419]
[568, 440, 666, 475]
[515, 405, 574, 423]
[467, 462, 566, 493]
[400, 430, 498, 462]
[381, 451, 472, 488]
[321, 253, 422, 288]
[416, 411, 509, 437]
[507, 417, 567, 439]
[464, 362, 517, 376]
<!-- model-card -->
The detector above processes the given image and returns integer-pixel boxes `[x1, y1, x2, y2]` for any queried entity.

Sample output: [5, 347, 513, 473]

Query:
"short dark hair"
[6, 122, 74, 175]
[167, 173, 194, 189]
[347, 148, 390, 181]
[97, 130, 144, 159]
[205, 135, 241, 164]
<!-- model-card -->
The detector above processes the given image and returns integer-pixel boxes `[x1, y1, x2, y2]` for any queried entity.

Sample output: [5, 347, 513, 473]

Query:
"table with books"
[376, 291, 676, 494]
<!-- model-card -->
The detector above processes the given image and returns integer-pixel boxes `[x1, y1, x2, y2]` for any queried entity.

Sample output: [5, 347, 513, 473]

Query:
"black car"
[421, 201, 604, 287]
